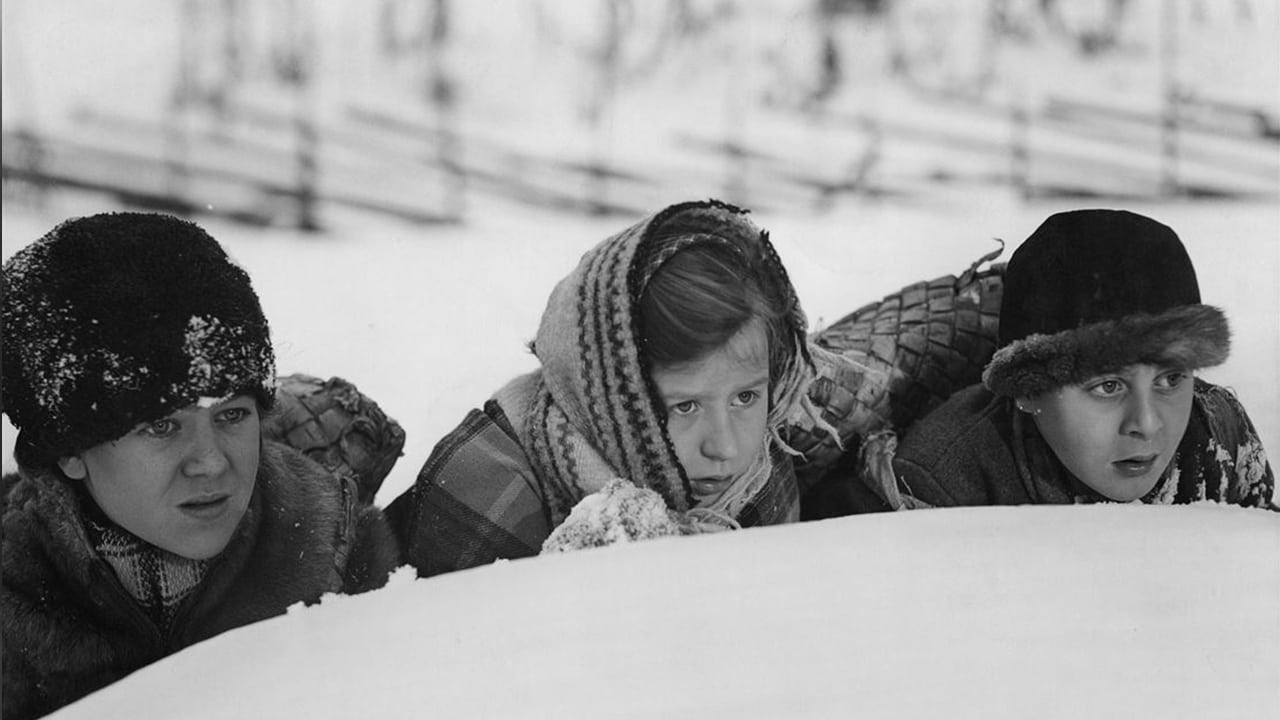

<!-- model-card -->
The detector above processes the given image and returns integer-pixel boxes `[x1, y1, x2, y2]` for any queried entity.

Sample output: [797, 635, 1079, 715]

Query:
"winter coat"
[387, 201, 818, 577]
[386, 396, 802, 577]
[1, 440, 400, 720]
[892, 379, 1275, 508]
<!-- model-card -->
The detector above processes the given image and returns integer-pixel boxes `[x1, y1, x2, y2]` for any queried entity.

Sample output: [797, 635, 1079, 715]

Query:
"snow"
[3, 1, 1279, 717]
[43, 503, 1280, 720]
[195, 396, 232, 410]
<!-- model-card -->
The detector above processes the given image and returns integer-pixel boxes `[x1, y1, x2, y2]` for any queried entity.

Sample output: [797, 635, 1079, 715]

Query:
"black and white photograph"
[3, 1, 1278, 717]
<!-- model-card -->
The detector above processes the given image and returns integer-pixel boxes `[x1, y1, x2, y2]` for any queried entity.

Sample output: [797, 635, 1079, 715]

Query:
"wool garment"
[2, 441, 400, 720]
[84, 511, 211, 632]
[891, 380, 1274, 509]
[386, 200, 831, 577]
[518, 200, 814, 528]
[983, 209, 1229, 398]
[2, 212, 276, 468]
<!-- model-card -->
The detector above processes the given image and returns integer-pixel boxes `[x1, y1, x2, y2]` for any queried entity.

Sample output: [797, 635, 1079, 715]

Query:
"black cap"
[983, 209, 1228, 398]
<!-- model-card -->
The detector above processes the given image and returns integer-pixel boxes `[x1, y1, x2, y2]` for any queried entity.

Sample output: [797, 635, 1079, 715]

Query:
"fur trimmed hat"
[982, 209, 1229, 398]
[2, 212, 276, 468]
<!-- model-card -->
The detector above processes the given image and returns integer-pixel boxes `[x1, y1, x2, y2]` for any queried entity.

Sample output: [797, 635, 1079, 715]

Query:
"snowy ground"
[41, 503, 1280, 720]
[3, 1, 1279, 717]
[5, 176, 1278, 720]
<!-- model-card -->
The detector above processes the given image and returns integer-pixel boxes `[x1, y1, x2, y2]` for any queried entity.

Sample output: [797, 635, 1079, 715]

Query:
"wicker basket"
[789, 244, 1005, 487]
[262, 373, 406, 504]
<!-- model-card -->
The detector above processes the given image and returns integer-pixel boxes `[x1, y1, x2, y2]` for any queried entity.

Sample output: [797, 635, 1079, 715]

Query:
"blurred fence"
[3, 0, 1277, 230]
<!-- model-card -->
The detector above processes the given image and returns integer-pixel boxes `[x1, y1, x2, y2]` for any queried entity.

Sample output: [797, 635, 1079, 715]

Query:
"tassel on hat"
[982, 209, 1229, 398]
[2, 212, 276, 469]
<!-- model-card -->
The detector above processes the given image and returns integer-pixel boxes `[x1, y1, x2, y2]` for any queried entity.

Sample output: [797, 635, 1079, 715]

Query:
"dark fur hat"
[2, 212, 276, 468]
[983, 209, 1229, 398]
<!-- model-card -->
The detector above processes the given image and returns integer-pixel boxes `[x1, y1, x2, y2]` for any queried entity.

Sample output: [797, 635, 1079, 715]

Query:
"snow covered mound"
[49, 504, 1278, 719]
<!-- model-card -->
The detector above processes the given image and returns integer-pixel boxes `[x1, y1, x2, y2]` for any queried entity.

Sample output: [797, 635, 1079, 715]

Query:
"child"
[387, 200, 827, 575]
[2, 212, 400, 720]
[890, 209, 1274, 508]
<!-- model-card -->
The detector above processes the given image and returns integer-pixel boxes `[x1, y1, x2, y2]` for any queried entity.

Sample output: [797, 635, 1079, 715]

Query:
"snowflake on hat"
[2, 212, 276, 469]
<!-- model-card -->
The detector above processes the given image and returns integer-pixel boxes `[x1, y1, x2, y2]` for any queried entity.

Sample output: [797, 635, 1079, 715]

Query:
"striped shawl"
[388, 201, 827, 576]
[516, 200, 816, 528]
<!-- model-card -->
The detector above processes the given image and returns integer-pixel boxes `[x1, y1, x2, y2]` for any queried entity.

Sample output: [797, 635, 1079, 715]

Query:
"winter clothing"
[790, 247, 1006, 518]
[2, 212, 401, 720]
[541, 478, 686, 553]
[889, 209, 1272, 510]
[2, 213, 276, 470]
[262, 374, 407, 504]
[83, 502, 212, 630]
[387, 201, 820, 577]
[984, 210, 1229, 398]
[1, 440, 400, 720]
[892, 380, 1274, 508]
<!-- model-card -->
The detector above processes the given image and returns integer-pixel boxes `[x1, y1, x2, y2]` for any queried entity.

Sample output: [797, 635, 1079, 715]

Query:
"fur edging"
[983, 304, 1229, 398]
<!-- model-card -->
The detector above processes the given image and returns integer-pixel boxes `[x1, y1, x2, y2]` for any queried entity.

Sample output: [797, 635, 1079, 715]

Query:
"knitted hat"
[982, 209, 1229, 398]
[2, 212, 276, 468]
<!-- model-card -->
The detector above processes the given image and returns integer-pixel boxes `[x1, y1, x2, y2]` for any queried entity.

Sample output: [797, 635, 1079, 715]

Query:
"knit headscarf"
[497, 200, 814, 528]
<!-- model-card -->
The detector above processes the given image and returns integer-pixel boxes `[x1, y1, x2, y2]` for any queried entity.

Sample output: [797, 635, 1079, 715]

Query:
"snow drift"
[46, 503, 1279, 719]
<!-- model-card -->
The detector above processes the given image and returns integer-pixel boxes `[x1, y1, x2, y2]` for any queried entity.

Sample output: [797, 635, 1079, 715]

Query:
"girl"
[890, 209, 1273, 508]
[2, 212, 400, 720]
[388, 200, 829, 575]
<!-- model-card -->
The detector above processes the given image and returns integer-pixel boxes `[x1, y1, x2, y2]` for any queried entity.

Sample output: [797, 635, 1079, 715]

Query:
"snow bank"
[47, 503, 1279, 719]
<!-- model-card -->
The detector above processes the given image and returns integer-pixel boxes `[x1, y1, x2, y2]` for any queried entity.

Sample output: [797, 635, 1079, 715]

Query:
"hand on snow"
[540, 478, 746, 554]
[541, 479, 683, 553]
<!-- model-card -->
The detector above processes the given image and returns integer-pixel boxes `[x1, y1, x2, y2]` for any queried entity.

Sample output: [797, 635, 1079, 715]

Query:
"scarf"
[81, 502, 210, 631]
[509, 200, 820, 528]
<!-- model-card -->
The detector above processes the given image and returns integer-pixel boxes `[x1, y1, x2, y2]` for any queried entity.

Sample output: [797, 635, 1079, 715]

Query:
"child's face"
[1024, 364, 1194, 502]
[650, 320, 771, 507]
[59, 395, 261, 560]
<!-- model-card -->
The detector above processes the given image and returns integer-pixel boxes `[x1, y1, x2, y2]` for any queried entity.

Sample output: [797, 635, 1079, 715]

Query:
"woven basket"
[262, 373, 406, 504]
[789, 245, 1005, 481]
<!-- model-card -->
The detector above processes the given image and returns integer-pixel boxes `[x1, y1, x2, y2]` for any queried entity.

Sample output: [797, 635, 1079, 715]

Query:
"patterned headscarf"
[496, 200, 815, 528]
